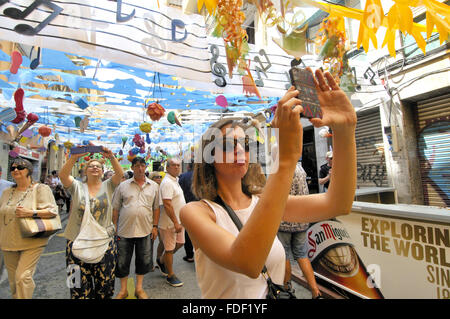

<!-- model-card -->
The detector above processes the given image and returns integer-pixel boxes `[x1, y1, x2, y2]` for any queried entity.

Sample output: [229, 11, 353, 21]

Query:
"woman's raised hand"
[309, 68, 357, 131]
[101, 146, 114, 160]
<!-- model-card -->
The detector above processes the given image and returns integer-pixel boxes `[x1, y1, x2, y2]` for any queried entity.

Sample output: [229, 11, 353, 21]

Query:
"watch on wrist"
[153, 225, 158, 228]
[32, 210, 38, 218]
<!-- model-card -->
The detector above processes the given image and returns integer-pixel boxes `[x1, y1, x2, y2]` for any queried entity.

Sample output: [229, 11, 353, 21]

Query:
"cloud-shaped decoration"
[41, 48, 83, 71]
[60, 73, 80, 92]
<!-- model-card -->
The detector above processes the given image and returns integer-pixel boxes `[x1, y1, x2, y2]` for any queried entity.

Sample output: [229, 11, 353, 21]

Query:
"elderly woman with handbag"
[180, 69, 358, 298]
[59, 146, 123, 299]
[0, 158, 59, 299]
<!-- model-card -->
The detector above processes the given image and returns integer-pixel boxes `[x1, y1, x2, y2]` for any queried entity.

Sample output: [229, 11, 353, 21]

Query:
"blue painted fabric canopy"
[0, 47, 278, 155]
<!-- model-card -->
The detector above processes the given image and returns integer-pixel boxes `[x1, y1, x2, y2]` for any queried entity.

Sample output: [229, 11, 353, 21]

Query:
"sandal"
[135, 289, 149, 299]
[115, 291, 128, 299]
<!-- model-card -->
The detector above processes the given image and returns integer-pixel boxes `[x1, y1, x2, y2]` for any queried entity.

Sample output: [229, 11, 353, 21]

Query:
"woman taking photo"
[0, 158, 58, 299]
[180, 69, 357, 298]
[59, 147, 123, 299]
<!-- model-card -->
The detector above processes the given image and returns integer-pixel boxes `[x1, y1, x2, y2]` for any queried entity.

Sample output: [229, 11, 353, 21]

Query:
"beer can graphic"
[307, 219, 384, 299]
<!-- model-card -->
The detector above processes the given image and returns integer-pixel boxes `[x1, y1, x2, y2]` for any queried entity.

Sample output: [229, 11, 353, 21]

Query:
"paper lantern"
[38, 125, 52, 137]
[167, 111, 182, 126]
[140, 122, 152, 133]
[146, 102, 165, 121]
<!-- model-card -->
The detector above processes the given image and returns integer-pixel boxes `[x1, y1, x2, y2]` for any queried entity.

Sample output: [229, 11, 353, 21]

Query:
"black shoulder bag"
[213, 196, 297, 299]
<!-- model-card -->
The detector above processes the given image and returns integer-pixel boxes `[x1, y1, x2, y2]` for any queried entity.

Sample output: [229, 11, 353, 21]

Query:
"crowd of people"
[0, 69, 357, 299]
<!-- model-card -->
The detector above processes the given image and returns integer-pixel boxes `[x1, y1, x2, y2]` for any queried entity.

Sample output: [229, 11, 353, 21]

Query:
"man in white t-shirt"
[156, 157, 186, 287]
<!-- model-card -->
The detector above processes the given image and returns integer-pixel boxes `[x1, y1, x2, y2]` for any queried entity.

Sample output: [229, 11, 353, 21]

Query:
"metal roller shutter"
[416, 93, 450, 207]
[355, 108, 388, 188]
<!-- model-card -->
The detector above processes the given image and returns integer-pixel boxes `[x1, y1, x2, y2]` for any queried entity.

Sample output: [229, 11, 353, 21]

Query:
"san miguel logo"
[307, 220, 353, 262]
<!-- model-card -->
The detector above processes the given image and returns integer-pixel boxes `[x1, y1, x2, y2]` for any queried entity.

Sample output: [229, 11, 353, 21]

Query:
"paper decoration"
[12, 88, 26, 124]
[146, 102, 165, 121]
[121, 136, 128, 148]
[139, 122, 152, 133]
[74, 116, 82, 127]
[75, 97, 89, 109]
[215, 95, 228, 107]
[64, 141, 74, 149]
[79, 116, 89, 133]
[299, 0, 448, 58]
[0, 107, 16, 123]
[38, 125, 52, 137]
[10, 50, 22, 74]
[167, 111, 182, 126]
[9, 150, 18, 158]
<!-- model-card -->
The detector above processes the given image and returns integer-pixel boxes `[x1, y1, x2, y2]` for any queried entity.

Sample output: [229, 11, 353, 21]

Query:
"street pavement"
[0, 211, 312, 299]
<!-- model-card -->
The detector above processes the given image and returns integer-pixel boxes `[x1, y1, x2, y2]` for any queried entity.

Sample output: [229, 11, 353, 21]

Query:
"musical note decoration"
[116, 0, 135, 23]
[363, 67, 377, 85]
[3, 0, 63, 36]
[29, 46, 41, 70]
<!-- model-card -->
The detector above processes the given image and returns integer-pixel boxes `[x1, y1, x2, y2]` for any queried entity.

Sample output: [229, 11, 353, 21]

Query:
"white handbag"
[72, 183, 114, 263]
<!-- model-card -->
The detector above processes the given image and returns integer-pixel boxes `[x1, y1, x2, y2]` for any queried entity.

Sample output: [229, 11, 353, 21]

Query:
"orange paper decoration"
[146, 102, 165, 121]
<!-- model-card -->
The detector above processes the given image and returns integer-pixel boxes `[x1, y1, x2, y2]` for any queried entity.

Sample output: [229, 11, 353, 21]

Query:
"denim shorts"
[116, 235, 152, 278]
[277, 230, 308, 260]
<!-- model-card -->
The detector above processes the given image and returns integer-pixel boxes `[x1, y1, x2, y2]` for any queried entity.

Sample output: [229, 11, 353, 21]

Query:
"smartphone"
[289, 67, 323, 119]
[70, 145, 103, 154]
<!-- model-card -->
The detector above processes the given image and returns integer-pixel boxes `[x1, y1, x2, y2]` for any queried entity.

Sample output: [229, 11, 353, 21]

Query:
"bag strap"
[213, 196, 269, 276]
[81, 183, 91, 225]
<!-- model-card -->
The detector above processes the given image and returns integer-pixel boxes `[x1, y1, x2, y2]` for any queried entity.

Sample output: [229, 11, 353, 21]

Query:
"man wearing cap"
[319, 151, 333, 192]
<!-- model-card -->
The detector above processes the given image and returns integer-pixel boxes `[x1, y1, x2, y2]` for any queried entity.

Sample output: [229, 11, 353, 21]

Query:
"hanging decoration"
[215, 95, 228, 108]
[64, 141, 74, 149]
[16, 113, 39, 138]
[74, 116, 82, 128]
[121, 136, 128, 148]
[299, 0, 449, 58]
[242, 61, 262, 99]
[0, 107, 17, 124]
[10, 50, 22, 74]
[79, 116, 89, 133]
[146, 102, 165, 121]
[139, 122, 152, 133]
[167, 111, 182, 127]
[132, 134, 145, 148]
[12, 88, 26, 124]
[38, 125, 52, 137]
[314, 15, 349, 83]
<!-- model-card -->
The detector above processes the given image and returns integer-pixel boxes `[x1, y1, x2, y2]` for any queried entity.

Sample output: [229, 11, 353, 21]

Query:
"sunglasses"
[220, 137, 253, 152]
[10, 165, 27, 172]
[87, 165, 102, 170]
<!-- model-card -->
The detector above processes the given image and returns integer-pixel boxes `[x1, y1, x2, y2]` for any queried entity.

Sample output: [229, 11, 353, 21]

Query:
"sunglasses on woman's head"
[10, 165, 27, 171]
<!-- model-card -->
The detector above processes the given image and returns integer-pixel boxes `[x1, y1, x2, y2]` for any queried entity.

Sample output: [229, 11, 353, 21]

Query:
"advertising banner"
[307, 219, 384, 299]
[315, 212, 450, 299]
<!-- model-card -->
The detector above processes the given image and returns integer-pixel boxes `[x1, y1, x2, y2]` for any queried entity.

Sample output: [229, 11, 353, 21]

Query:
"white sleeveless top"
[195, 195, 286, 299]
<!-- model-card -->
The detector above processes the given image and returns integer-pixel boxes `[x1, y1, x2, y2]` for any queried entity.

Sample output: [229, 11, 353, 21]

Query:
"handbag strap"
[213, 196, 269, 276]
[81, 183, 91, 225]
